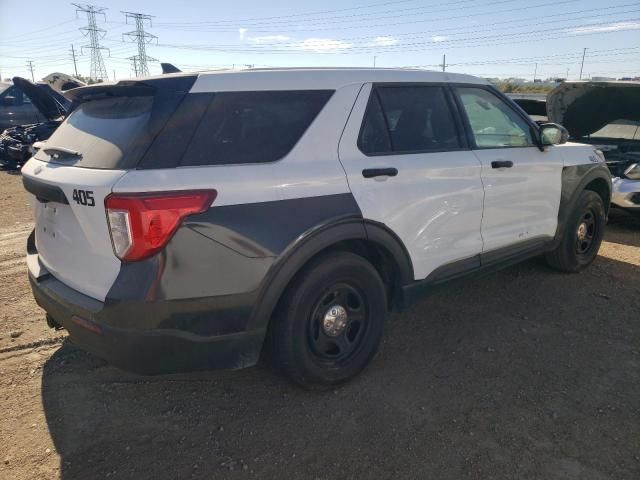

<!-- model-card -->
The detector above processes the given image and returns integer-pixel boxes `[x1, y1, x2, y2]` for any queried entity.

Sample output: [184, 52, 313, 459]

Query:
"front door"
[454, 86, 563, 253]
[338, 83, 485, 280]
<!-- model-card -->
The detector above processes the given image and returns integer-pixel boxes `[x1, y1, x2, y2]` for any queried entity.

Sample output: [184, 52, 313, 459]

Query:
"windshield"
[0, 83, 11, 95]
[587, 119, 640, 141]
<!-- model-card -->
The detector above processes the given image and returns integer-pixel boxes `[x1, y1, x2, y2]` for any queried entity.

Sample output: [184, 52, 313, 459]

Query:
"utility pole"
[579, 48, 587, 80]
[440, 54, 447, 72]
[26, 60, 35, 81]
[74, 4, 110, 82]
[373, 56, 377, 68]
[533, 63, 538, 82]
[130, 56, 139, 77]
[566, 68, 570, 80]
[122, 11, 157, 77]
[70, 45, 79, 77]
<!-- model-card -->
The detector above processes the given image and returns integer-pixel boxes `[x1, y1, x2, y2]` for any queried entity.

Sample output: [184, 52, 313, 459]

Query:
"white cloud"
[567, 21, 640, 35]
[238, 28, 247, 40]
[293, 38, 353, 53]
[431, 35, 449, 42]
[248, 35, 290, 44]
[369, 36, 398, 47]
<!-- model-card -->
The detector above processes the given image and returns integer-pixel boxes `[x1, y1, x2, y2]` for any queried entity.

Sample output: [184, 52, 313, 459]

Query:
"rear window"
[180, 90, 333, 166]
[34, 96, 153, 169]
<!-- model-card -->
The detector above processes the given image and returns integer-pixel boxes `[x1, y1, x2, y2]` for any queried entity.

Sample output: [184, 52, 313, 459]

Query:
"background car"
[0, 77, 74, 170]
[515, 81, 640, 214]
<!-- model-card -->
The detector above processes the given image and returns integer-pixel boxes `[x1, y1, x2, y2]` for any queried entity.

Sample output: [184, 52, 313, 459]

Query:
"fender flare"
[554, 163, 612, 246]
[247, 217, 413, 330]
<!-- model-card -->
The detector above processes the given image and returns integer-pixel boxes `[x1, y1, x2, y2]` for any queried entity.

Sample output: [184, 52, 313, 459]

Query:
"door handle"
[491, 160, 514, 169]
[362, 168, 398, 178]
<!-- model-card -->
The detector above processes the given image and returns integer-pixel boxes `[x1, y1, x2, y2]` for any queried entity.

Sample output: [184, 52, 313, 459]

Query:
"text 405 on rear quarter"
[23, 68, 611, 387]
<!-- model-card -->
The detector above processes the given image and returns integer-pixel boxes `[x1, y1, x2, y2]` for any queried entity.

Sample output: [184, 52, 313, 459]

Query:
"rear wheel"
[545, 190, 606, 272]
[270, 251, 387, 387]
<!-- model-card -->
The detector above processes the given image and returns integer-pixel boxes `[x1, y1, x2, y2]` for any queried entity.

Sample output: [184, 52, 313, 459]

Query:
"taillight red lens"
[105, 190, 217, 262]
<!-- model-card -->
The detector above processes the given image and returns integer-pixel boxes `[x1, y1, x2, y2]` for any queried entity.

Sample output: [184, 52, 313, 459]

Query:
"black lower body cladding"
[32, 193, 371, 374]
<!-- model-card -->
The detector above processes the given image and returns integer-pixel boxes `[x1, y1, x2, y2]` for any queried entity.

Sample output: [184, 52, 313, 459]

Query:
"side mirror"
[539, 123, 569, 146]
[1, 96, 16, 106]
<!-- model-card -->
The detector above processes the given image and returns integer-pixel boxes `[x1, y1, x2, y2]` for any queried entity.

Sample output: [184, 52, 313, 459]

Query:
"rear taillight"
[105, 190, 217, 262]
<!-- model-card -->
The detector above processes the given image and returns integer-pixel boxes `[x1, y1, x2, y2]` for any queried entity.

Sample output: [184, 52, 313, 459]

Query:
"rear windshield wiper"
[42, 146, 82, 159]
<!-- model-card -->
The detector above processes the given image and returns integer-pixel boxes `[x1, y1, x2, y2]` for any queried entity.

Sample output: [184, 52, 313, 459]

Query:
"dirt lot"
[0, 170, 638, 480]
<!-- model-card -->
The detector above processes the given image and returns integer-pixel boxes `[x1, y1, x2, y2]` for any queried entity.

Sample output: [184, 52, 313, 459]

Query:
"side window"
[358, 86, 461, 155]
[181, 90, 333, 166]
[457, 87, 534, 148]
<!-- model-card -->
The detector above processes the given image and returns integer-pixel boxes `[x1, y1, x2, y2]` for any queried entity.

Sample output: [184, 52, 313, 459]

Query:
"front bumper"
[612, 177, 640, 210]
[29, 272, 266, 375]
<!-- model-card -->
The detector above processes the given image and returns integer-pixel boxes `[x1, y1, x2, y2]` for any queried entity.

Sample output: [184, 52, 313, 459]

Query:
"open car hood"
[41, 72, 85, 93]
[547, 81, 640, 139]
[12, 76, 68, 121]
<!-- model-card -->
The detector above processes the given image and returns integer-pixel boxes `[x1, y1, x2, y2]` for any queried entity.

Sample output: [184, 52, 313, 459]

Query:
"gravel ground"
[0, 170, 639, 480]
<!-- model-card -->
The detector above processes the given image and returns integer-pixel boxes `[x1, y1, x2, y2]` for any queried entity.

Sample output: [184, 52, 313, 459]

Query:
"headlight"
[624, 163, 640, 180]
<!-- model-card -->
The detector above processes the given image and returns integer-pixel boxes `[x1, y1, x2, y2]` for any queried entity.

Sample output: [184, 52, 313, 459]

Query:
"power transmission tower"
[122, 11, 157, 77]
[73, 4, 110, 82]
[26, 60, 35, 81]
[70, 45, 79, 77]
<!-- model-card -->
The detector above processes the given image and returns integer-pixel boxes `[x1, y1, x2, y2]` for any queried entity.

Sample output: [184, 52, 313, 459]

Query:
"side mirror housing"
[539, 123, 569, 146]
[1, 96, 16, 106]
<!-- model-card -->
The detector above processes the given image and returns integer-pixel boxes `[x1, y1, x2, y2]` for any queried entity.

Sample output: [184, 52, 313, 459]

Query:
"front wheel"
[545, 190, 606, 272]
[270, 251, 387, 387]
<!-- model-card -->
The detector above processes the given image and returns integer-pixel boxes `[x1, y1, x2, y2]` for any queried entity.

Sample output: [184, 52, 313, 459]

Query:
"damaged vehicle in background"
[516, 81, 640, 215]
[0, 76, 78, 170]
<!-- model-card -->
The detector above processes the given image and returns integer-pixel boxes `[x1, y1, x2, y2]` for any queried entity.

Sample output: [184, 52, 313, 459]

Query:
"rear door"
[454, 86, 563, 252]
[338, 83, 485, 281]
[22, 93, 157, 301]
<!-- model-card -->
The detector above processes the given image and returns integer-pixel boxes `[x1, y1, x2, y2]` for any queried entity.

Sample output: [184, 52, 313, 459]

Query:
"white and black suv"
[23, 68, 612, 386]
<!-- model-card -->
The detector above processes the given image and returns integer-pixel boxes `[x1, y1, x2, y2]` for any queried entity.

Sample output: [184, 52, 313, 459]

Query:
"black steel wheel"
[575, 208, 599, 257]
[307, 283, 369, 364]
[546, 190, 606, 273]
[270, 251, 387, 387]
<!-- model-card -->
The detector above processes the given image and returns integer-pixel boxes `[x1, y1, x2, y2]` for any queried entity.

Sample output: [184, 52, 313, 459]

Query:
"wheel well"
[279, 239, 404, 313]
[584, 177, 611, 213]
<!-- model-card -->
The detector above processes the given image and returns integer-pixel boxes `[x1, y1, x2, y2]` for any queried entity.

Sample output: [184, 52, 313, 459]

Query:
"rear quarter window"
[180, 90, 333, 166]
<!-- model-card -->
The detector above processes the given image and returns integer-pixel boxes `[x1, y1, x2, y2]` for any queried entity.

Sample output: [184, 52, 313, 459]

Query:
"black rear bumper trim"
[30, 273, 265, 375]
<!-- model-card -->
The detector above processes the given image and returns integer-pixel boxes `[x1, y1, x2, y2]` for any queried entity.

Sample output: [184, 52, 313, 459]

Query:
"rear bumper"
[612, 177, 640, 210]
[29, 272, 266, 375]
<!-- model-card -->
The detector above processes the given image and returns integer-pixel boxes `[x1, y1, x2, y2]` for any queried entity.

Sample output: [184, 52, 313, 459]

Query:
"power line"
[146, 17, 640, 55]
[122, 11, 157, 77]
[155, 0, 420, 26]
[151, 0, 583, 32]
[74, 3, 110, 81]
[155, 0, 486, 28]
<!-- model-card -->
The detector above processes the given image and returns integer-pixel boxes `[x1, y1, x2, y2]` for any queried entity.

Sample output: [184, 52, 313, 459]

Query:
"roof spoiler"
[63, 81, 155, 104]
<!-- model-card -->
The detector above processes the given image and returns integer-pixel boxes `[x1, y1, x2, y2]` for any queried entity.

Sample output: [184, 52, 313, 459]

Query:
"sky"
[1, 0, 639, 82]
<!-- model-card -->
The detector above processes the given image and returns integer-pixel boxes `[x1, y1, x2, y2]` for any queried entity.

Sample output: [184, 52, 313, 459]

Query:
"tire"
[269, 251, 387, 387]
[545, 190, 606, 273]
